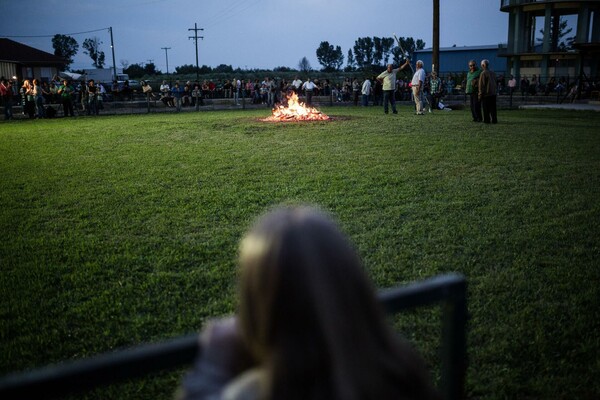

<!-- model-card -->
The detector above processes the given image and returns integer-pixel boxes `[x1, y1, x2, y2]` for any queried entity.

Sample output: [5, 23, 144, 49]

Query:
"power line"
[1, 27, 110, 38]
[202, 0, 263, 30]
[202, 0, 249, 27]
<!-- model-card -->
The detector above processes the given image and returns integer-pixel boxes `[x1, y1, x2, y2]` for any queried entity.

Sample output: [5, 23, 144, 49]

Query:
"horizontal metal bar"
[378, 273, 466, 313]
[0, 334, 200, 399]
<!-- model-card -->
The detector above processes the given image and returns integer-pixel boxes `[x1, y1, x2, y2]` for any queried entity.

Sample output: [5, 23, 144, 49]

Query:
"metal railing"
[0, 273, 467, 400]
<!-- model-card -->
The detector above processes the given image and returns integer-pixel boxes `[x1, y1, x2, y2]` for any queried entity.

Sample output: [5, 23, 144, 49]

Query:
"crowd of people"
[3, 66, 598, 121]
[0, 75, 142, 119]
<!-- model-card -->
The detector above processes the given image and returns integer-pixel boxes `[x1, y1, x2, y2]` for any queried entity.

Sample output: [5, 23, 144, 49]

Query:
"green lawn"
[1, 106, 598, 399]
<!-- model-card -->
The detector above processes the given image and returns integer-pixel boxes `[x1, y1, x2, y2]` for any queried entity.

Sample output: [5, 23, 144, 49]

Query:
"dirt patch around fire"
[257, 115, 352, 123]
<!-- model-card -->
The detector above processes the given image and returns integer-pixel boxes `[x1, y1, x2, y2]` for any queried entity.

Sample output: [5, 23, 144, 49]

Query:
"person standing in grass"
[0, 77, 14, 120]
[466, 60, 482, 122]
[32, 79, 45, 118]
[507, 75, 517, 96]
[301, 78, 319, 106]
[177, 205, 440, 400]
[233, 78, 241, 106]
[58, 79, 74, 117]
[87, 80, 98, 116]
[428, 71, 442, 112]
[377, 60, 410, 114]
[352, 78, 361, 106]
[410, 60, 426, 115]
[361, 76, 372, 106]
[478, 59, 498, 124]
[171, 81, 184, 112]
[21, 79, 35, 119]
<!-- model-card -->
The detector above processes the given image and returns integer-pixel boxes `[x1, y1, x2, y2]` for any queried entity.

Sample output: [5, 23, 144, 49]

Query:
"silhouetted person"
[177, 205, 440, 400]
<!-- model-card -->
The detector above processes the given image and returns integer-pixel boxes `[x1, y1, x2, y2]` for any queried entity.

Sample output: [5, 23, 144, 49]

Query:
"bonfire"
[262, 92, 330, 122]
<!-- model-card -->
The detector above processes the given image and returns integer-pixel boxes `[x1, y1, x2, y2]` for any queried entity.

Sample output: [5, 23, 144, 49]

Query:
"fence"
[0, 273, 467, 400]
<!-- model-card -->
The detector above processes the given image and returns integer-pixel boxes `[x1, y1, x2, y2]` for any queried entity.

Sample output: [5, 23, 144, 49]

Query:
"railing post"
[440, 279, 468, 400]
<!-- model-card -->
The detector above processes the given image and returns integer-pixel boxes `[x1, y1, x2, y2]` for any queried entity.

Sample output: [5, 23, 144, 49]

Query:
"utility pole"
[432, 0, 440, 74]
[109, 27, 117, 79]
[188, 23, 204, 82]
[161, 47, 171, 85]
[161, 48, 171, 74]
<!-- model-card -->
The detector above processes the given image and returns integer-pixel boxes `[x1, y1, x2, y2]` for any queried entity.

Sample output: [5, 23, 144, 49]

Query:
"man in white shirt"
[301, 78, 319, 106]
[377, 60, 410, 114]
[233, 78, 241, 105]
[292, 76, 303, 94]
[411, 60, 426, 115]
[361, 78, 372, 106]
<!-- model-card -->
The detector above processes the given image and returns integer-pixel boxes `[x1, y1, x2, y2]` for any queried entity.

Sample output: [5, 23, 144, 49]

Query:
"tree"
[373, 37, 395, 67]
[298, 57, 312, 73]
[175, 64, 198, 74]
[120, 59, 129, 70]
[391, 47, 404, 66]
[124, 63, 145, 78]
[144, 62, 159, 75]
[537, 15, 574, 52]
[82, 37, 105, 68]
[274, 66, 293, 72]
[394, 36, 426, 62]
[199, 65, 212, 74]
[214, 64, 234, 73]
[353, 37, 374, 69]
[316, 41, 344, 72]
[345, 49, 356, 72]
[51, 34, 78, 70]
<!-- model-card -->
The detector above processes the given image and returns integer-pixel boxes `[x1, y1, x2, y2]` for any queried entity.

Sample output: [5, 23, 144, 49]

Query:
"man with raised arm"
[377, 60, 410, 114]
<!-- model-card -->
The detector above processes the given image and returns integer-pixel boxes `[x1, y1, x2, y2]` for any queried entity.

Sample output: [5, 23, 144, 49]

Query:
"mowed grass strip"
[1, 107, 598, 399]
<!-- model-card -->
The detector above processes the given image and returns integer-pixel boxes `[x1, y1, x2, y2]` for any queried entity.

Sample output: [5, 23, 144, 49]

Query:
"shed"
[0, 38, 66, 82]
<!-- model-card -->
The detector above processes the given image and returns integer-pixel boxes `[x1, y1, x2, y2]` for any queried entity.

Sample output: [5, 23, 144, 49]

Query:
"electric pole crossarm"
[188, 23, 204, 82]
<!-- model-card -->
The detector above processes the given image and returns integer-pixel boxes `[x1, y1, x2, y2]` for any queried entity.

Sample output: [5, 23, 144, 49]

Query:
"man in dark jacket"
[478, 59, 498, 124]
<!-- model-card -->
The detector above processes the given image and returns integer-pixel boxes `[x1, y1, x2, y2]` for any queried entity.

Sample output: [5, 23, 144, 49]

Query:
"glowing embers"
[262, 92, 330, 122]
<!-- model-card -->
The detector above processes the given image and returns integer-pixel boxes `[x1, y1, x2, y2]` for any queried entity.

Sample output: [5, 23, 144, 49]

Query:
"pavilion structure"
[500, 0, 600, 83]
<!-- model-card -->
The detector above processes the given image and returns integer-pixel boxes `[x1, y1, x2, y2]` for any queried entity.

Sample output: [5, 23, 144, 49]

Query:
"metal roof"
[415, 44, 506, 53]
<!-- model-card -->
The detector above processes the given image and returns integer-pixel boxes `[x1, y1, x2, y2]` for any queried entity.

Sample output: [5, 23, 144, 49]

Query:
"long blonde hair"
[238, 206, 439, 400]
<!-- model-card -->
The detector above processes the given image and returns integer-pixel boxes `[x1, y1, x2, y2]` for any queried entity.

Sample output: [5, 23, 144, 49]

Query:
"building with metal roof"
[414, 45, 508, 75]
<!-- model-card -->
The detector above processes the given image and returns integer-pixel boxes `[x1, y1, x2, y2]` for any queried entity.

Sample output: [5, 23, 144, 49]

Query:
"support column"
[511, 9, 523, 54]
[591, 10, 600, 77]
[540, 6, 553, 83]
[592, 9, 600, 42]
[576, 6, 591, 44]
[507, 11, 516, 53]
[542, 6, 552, 53]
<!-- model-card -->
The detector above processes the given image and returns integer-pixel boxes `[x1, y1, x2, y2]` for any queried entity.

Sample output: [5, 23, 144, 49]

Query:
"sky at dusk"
[1, 0, 508, 72]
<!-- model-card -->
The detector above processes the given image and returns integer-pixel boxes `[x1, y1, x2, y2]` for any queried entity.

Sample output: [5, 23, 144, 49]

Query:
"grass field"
[1, 106, 599, 399]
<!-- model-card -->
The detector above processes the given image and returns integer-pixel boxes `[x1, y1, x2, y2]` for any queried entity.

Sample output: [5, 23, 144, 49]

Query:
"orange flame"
[262, 92, 330, 122]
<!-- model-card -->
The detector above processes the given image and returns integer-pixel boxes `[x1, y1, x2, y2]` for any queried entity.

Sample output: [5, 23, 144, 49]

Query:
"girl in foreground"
[178, 206, 439, 400]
